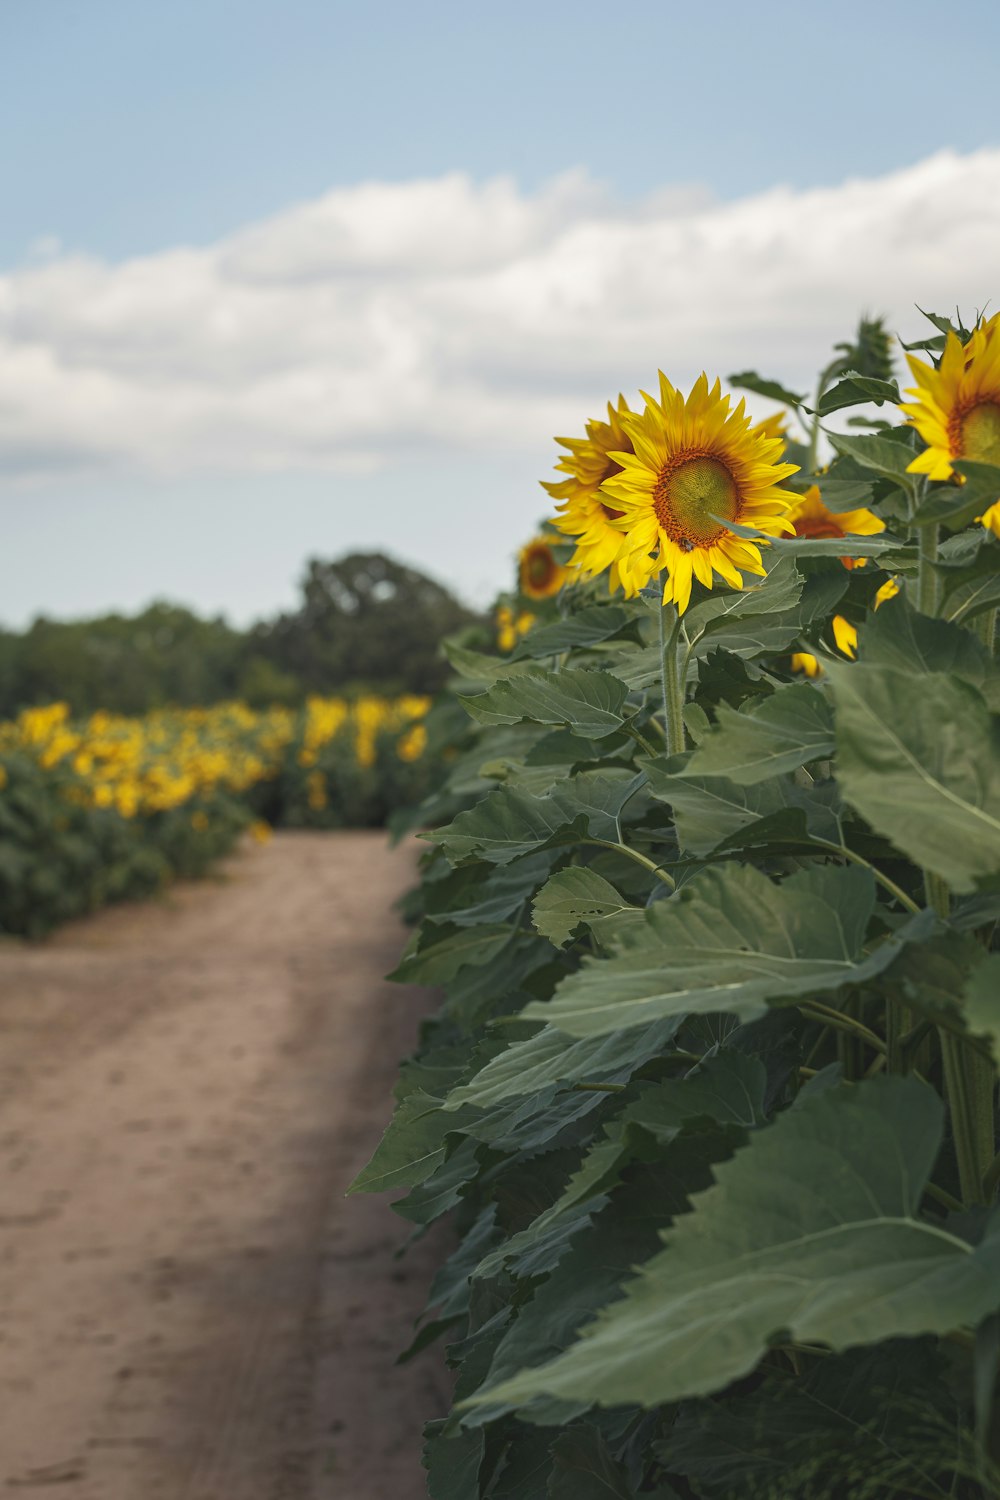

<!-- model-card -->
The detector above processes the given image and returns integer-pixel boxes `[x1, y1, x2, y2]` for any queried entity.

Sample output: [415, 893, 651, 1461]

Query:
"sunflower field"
[355, 312, 1000, 1499]
[0, 693, 431, 935]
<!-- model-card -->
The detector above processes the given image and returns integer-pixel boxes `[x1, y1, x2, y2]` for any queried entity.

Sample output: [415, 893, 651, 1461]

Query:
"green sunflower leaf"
[478, 1053, 768, 1279]
[467, 1076, 1000, 1412]
[444, 1018, 681, 1111]
[808, 475, 877, 511]
[466, 1158, 721, 1429]
[642, 756, 840, 856]
[387, 923, 517, 984]
[684, 682, 834, 784]
[911, 460, 1000, 530]
[861, 595, 1000, 708]
[811, 374, 901, 415]
[684, 556, 803, 635]
[458, 667, 629, 739]
[828, 430, 919, 490]
[426, 770, 645, 866]
[964, 955, 1000, 1064]
[510, 604, 642, 659]
[940, 568, 1000, 627]
[444, 641, 541, 683]
[349, 1088, 459, 1195]
[827, 661, 1000, 892]
[424, 1423, 484, 1500]
[424, 854, 555, 927]
[547, 1427, 636, 1500]
[532, 868, 642, 948]
[769, 531, 903, 560]
[726, 370, 806, 407]
[520, 863, 915, 1037]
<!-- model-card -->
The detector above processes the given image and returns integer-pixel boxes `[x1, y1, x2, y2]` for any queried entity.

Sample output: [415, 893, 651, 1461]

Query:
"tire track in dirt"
[0, 832, 449, 1499]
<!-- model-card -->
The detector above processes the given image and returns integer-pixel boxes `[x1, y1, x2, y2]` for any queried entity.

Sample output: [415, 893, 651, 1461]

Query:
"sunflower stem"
[797, 1000, 886, 1055]
[940, 1028, 995, 1207]
[622, 721, 658, 758]
[807, 358, 844, 474]
[917, 522, 940, 617]
[659, 607, 686, 757]
[811, 838, 921, 915]
[924, 869, 950, 918]
[584, 838, 676, 891]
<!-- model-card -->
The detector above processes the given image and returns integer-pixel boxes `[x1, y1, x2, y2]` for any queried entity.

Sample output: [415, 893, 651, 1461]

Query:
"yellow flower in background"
[519, 538, 566, 600]
[397, 723, 428, 762]
[832, 615, 858, 659]
[980, 501, 1000, 539]
[496, 606, 535, 653]
[249, 820, 272, 844]
[604, 373, 799, 613]
[791, 652, 823, 678]
[874, 577, 900, 609]
[544, 397, 642, 594]
[0, 693, 430, 822]
[902, 312, 1000, 481]
[0, 764, 7, 791]
[786, 485, 885, 570]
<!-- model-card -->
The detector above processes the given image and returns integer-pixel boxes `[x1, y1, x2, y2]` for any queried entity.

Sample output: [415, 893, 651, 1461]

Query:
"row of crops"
[0, 693, 431, 935]
[355, 313, 1000, 1498]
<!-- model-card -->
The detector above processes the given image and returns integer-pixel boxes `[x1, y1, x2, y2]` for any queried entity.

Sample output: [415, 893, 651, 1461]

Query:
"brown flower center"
[527, 550, 555, 586]
[791, 516, 843, 541]
[957, 401, 1000, 466]
[652, 455, 739, 550]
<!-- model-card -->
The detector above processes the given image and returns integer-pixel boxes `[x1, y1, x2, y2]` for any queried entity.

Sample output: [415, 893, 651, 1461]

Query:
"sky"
[2, 0, 1000, 627]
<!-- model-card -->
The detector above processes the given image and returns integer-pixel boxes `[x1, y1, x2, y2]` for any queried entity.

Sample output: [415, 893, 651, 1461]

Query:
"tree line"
[0, 552, 482, 717]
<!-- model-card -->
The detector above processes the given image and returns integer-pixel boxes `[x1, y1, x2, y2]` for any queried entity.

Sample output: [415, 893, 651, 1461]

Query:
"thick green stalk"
[660, 607, 686, 757]
[925, 869, 951, 918]
[917, 522, 940, 617]
[940, 1029, 996, 1206]
[884, 994, 905, 1075]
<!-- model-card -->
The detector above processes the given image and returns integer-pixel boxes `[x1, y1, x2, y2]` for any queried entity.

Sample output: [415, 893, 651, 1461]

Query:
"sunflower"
[496, 605, 535, 653]
[786, 484, 884, 569]
[519, 538, 566, 600]
[901, 312, 1000, 481]
[543, 397, 643, 594]
[980, 502, 1000, 540]
[751, 411, 789, 454]
[602, 373, 799, 613]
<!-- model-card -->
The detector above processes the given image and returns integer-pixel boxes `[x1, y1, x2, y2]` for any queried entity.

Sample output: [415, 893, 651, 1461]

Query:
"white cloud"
[1, 149, 998, 482]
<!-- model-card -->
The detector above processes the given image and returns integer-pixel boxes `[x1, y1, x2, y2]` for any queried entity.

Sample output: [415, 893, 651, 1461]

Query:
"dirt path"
[0, 831, 449, 1500]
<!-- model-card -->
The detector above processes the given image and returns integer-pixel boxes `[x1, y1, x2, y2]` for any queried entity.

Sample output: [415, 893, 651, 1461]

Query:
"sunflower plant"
[357, 310, 1000, 1500]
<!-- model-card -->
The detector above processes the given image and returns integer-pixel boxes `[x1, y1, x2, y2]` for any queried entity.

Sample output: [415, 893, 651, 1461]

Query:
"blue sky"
[2, 0, 999, 626]
[5, 0, 999, 264]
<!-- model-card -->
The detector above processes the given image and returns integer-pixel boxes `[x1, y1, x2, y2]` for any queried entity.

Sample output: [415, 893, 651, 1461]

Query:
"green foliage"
[359, 320, 1000, 1499]
[0, 750, 252, 937]
[0, 551, 482, 717]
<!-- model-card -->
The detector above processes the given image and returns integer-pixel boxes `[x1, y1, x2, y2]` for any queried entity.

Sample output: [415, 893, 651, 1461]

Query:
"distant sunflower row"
[513, 310, 1000, 614]
[0, 694, 434, 933]
[0, 695, 430, 820]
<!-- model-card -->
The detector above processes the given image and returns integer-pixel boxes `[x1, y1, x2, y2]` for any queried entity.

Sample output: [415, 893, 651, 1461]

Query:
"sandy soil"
[0, 831, 450, 1499]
